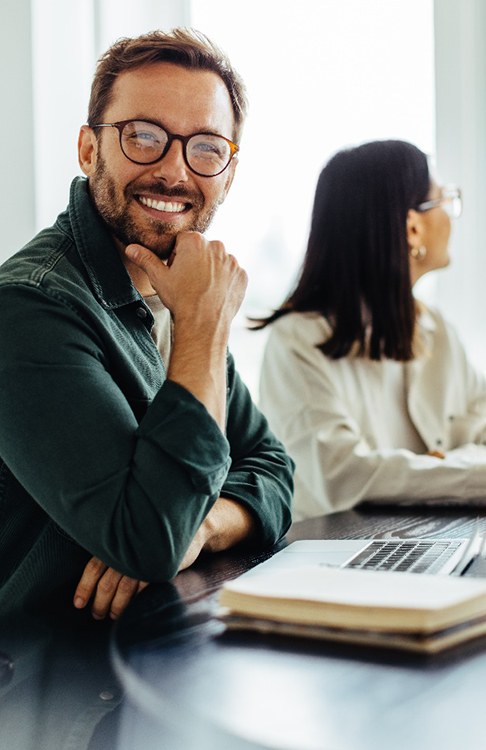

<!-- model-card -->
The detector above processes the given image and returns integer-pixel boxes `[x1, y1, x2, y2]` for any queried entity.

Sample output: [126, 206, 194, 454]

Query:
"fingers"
[73, 556, 147, 620]
[126, 234, 247, 324]
[125, 243, 170, 280]
[92, 569, 147, 620]
[92, 570, 141, 620]
[124, 242, 178, 307]
[73, 556, 108, 610]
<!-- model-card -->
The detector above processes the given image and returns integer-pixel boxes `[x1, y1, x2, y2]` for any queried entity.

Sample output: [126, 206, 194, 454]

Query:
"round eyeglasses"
[416, 185, 463, 220]
[91, 119, 239, 177]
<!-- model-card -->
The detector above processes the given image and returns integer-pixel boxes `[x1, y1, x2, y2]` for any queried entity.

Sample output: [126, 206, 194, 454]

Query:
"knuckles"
[97, 574, 121, 595]
[86, 557, 107, 576]
[117, 576, 138, 595]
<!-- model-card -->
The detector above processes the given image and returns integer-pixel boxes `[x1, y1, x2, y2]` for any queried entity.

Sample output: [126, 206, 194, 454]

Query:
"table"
[111, 507, 486, 750]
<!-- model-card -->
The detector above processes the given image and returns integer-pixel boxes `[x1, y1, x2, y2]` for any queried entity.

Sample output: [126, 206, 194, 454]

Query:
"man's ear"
[78, 125, 98, 176]
[406, 208, 425, 255]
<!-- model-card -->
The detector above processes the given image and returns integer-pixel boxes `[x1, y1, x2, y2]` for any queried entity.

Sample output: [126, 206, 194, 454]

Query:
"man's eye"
[129, 132, 160, 146]
[195, 142, 219, 153]
[139, 132, 159, 142]
[190, 141, 226, 161]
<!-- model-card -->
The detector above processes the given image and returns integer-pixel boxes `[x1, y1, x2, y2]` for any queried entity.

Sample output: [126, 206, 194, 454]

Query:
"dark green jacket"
[0, 177, 293, 614]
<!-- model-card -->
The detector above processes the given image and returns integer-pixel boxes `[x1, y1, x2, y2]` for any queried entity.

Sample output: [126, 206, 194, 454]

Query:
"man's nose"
[150, 139, 189, 185]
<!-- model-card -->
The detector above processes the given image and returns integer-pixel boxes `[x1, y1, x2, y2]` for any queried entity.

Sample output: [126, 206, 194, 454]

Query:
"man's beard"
[89, 156, 220, 259]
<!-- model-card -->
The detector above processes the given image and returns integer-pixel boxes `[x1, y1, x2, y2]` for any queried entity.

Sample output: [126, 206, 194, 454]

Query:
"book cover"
[218, 565, 486, 651]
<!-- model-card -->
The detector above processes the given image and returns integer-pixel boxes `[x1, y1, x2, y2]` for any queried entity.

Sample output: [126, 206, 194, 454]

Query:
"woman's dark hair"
[254, 140, 430, 360]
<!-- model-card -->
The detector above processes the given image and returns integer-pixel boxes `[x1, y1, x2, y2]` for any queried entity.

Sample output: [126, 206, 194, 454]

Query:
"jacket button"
[99, 690, 115, 701]
[136, 306, 148, 319]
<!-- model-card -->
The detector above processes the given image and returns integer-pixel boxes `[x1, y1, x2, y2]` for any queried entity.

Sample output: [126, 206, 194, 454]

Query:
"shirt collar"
[65, 176, 141, 311]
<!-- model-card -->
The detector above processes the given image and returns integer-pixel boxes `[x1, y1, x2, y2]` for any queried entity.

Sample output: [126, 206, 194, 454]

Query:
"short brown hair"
[87, 28, 248, 142]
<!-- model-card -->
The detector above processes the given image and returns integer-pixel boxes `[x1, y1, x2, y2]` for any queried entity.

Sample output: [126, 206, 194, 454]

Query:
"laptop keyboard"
[344, 539, 463, 574]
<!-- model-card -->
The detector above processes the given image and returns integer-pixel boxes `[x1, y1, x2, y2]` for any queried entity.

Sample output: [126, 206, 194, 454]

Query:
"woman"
[256, 140, 486, 519]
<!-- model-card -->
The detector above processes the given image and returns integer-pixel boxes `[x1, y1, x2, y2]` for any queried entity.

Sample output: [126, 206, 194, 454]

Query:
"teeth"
[139, 196, 186, 212]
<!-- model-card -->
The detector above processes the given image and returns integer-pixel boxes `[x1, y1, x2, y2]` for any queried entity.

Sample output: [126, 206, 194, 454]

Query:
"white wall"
[0, 0, 35, 257]
[434, 0, 486, 370]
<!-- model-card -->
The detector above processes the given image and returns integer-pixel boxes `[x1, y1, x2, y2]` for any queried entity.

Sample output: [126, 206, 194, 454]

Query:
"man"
[0, 28, 293, 620]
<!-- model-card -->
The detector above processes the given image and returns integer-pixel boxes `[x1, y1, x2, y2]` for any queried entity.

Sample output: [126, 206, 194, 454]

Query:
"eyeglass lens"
[120, 120, 233, 176]
[442, 189, 462, 219]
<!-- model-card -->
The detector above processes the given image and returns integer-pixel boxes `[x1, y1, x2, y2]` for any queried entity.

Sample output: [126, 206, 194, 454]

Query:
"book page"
[219, 565, 486, 633]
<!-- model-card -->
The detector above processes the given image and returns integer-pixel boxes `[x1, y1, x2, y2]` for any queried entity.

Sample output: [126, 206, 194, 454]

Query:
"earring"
[410, 245, 427, 260]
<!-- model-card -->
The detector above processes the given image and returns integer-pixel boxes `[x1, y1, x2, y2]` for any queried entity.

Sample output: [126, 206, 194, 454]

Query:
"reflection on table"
[0, 604, 121, 750]
[112, 507, 486, 750]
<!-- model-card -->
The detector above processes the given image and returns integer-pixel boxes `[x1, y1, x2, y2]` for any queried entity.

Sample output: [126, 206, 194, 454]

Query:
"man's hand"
[427, 450, 446, 459]
[125, 233, 248, 430]
[73, 556, 148, 620]
[178, 497, 257, 572]
[125, 231, 247, 332]
[73, 499, 255, 616]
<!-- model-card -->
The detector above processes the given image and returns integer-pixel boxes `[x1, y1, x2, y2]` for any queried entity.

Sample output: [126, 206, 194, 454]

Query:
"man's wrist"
[202, 497, 256, 553]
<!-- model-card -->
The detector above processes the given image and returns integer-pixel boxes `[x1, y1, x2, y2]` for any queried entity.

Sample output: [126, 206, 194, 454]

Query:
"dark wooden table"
[111, 507, 486, 749]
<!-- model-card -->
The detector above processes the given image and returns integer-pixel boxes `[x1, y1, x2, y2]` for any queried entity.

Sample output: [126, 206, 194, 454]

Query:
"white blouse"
[259, 307, 486, 519]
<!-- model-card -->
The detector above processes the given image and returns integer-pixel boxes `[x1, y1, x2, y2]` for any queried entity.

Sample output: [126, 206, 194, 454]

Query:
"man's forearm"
[201, 496, 257, 552]
[178, 497, 257, 572]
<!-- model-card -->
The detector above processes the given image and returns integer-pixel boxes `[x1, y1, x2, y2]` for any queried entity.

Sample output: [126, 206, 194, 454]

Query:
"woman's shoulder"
[416, 302, 458, 338]
[416, 302, 470, 364]
[268, 310, 332, 345]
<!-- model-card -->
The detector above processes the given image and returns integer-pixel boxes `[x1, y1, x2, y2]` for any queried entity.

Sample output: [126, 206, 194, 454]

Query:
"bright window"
[192, 0, 435, 394]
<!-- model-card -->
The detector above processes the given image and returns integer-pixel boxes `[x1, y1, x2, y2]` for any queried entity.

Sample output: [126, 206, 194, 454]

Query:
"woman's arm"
[259, 314, 486, 518]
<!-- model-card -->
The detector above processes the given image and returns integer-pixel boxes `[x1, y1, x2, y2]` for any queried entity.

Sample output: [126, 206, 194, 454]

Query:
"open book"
[218, 565, 486, 653]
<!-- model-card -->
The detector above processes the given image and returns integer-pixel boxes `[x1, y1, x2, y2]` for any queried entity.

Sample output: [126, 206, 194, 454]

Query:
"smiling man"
[0, 29, 293, 619]
[83, 63, 235, 262]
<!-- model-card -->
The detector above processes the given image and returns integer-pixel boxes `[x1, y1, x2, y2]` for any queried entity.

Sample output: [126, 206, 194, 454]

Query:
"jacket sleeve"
[0, 283, 253, 581]
[221, 353, 293, 544]
[259, 314, 486, 519]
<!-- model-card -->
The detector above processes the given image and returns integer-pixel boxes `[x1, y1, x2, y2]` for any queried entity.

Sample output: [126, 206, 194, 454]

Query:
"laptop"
[244, 536, 482, 579]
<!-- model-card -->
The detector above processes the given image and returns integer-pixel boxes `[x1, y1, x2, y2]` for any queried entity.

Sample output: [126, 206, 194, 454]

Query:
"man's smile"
[137, 195, 189, 213]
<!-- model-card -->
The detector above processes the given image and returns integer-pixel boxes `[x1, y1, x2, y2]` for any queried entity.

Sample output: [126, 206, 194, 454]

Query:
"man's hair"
[254, 140, 430, 361]
[87, 28, 248, 142]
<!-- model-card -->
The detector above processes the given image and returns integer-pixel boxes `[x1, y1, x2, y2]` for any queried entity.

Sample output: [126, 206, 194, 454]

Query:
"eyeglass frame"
[90, 119, 239, 177]
[415, 185, 463, 219]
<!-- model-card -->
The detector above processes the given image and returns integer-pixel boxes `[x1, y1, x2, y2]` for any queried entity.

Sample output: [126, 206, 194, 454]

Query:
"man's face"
[79, 62, 237, 259]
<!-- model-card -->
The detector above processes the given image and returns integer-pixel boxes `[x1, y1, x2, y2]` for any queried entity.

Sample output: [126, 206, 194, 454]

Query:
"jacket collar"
[62, 177, 142, 311]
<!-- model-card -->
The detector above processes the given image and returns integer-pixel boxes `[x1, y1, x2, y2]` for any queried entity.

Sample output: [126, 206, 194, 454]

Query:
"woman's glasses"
[416, 185, 462, 219]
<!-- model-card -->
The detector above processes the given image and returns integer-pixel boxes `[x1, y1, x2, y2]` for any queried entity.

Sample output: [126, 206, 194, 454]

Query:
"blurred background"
[2, 0, 486, 396]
